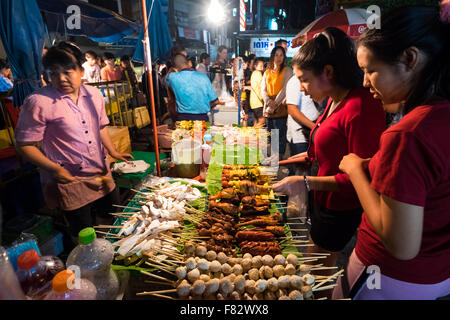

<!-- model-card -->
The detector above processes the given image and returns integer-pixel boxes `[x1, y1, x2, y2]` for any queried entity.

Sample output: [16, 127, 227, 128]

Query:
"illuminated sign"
[250, 37, 298, 58]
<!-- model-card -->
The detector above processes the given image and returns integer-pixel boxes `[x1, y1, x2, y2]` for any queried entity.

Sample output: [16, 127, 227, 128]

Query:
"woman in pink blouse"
[15, 42, 132, 243]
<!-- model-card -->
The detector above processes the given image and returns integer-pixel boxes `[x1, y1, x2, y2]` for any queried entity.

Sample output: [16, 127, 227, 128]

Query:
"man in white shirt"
[285, 75, 319, 159]
[196, 53, 210, 75]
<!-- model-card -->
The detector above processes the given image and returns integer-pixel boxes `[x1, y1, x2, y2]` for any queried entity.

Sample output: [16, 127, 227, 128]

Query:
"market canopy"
[0, 0, 45, 107]
[36, 0, 140, 43]
[133, 0, 173, 63]
[292, 8, 371, 47]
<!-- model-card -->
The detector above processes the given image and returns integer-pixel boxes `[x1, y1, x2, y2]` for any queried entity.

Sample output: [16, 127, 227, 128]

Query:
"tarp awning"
[36, 0, 140, 43]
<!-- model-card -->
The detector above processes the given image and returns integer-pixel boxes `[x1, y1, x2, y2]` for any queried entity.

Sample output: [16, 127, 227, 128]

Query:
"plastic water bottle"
[66, 228, 119, 300]
[15, 249, 65, 300]
[44, 270, 97, 300]
[0, 246, 26, 300]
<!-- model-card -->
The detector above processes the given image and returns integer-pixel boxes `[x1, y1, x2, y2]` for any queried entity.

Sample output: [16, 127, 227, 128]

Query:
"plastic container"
[0, 246, 26, 300]
[66, 228, 119, 300]
[44, 270, 97, 300]
[15, 249, 65, 300]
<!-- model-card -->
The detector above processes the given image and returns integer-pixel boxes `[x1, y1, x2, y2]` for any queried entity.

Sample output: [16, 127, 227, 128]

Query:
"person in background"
[233, 56, 251, 126]
[335, 5, 450, 300]
[187, 56, 197, 70]
[247, 54, 256, 72]
[261, 46, 293, 158]
[14, 42, 133, 245]
[100, 52, 122, 81]
[196, 53, 210, 75]
[212, 46, 232, 100]
[275, 39, 288, 53]
[120, 55, 140, 101]
[41, 46, 50, 86]
[82, 51, 101, 83]
[166, 54, 222, 122]
[0, 59, 13, 97]
[249, 58, 266, 128]
[166, 45, 187, 74]
[273, 28, 386, 299]
[242, 56, 252, 126]
[285, 74, 320, 174]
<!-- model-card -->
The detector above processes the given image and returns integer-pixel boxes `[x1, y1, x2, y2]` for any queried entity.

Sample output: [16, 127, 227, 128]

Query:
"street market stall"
[94, 124, 343, 300]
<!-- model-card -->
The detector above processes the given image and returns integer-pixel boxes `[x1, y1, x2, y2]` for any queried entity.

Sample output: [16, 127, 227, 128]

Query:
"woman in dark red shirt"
[273, 27, 386, 283]
[336, 5, 450, 299]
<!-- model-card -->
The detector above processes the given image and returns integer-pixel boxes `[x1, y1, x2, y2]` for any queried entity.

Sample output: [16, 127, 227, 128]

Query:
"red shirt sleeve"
[370, 131, 437, 206]
[334, 99, 385, 192]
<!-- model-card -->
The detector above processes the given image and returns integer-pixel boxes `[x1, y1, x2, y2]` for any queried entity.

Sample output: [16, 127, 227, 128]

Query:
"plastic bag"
[286, 169, 309, 222]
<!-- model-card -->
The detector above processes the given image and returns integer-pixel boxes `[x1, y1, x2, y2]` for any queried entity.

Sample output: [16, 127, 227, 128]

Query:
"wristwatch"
[303, 175, 311, 192]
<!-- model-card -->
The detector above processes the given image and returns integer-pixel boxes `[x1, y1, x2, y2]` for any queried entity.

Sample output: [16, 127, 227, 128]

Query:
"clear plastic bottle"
[66, 228, 119, 300]
[44, 270, 97, 300]
[0, 246, 26, 300]
[15, 249, 65, 300]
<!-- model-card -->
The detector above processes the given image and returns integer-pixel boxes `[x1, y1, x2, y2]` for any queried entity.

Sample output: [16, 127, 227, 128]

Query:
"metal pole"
[140, 0, 161, 177]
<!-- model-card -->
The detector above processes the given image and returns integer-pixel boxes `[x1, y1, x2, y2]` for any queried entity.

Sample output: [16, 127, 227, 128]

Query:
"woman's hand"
[339, 153, 370, 176]
[272, 176, 306, 197]
[53, 167, 77, 184]
[110, 152, 134, 163]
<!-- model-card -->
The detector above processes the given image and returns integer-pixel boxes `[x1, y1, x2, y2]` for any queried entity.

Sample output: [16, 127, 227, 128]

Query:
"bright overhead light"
[208, 0, 225, 24]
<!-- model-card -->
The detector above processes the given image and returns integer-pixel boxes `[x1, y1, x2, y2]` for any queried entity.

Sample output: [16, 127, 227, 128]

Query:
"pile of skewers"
[94, 181, 206, 264]
[137, 242, 343, 300]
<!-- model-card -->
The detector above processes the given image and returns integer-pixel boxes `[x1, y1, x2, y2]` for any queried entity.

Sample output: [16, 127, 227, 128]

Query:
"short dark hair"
[199, 53, 210, 63]
[173, 54, 188, 69]
[85, 50, 98, 60]
[357, 6, 450, 114]
[188, 56, 197, 69]
[43, 41, 84, 71]
[103, 52, 115, 60]
[275, 39, 287, 46]
[254, 57, 265, 66]
[120, 55, 131, 62]
[291, 27, 362, 89]
[248, 54, 256, 61]
[0, 58, 9, 70]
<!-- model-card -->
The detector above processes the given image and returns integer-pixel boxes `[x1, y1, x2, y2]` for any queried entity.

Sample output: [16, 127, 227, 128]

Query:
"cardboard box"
[106, 126, 132, 163]
[133, 106, 150, 129]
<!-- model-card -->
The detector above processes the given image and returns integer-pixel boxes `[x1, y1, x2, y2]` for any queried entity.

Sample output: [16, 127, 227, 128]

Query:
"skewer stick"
[312, 269, 344, 291]
[145, 262, 176, 276]
[316, 297, 328, 300]
[310, 266, 339, 271]
[287, 228, 309, 231]
[113, 204, 140, 210]
[144, 280, 174, 286]
[140, 270, 174, 284]
[136, 292, 177, 300]
[138, 288, 177, 295]
[94, 225, 123, 229]
[284, 243, 316, 247]
[94, 230, 122, 238]
[312, 284, 338, 292]
[109, 212, 134, 217]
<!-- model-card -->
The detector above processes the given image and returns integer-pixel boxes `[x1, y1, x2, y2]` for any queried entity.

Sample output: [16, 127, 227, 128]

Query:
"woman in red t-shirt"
[273, 27, 386, 288]
[336, 5, 450, 299]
